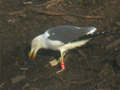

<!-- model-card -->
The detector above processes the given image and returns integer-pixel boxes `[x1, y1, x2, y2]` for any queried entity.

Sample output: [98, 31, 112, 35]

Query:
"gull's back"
[47, 25, 96, 43]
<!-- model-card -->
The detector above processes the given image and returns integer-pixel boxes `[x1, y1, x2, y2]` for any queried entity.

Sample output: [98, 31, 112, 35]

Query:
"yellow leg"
[59, 53, 66, 63]
[56, 53, 66, 74]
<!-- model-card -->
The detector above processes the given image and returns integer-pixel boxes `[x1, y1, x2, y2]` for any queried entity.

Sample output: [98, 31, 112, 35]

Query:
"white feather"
[87, 27, 96, 35]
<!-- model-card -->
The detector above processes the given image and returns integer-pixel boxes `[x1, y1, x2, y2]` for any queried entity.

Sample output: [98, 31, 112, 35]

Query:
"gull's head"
[29, 36, 43, 59]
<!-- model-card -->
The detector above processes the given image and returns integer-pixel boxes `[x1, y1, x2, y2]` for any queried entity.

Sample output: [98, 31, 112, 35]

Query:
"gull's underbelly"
[44, 39, 64, 50]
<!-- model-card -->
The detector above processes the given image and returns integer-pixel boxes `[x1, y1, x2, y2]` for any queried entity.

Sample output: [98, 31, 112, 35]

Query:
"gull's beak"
[28, 49, 37, 59]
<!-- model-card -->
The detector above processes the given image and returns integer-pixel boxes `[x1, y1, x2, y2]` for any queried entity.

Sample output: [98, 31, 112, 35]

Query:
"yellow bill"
[28, 49, 37, 59]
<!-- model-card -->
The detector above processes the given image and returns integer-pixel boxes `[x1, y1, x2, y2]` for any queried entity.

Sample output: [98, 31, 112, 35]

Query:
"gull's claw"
[56, 69, 64, 74]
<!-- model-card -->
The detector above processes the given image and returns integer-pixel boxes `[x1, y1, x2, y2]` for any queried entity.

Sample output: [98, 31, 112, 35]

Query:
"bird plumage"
[47, 25, 96, 43]
[29, 25, 97, 72]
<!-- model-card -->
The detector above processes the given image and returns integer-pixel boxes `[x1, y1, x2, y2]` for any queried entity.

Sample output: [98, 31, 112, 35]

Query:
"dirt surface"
[0, 0, 120, 90]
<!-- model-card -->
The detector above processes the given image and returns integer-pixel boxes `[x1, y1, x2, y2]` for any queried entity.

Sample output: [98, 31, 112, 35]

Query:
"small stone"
[19, 67, 29, 71]
[8, 18, 16, 23]
[22, 83, 30, 89]
[11, 75, 26, 84]
[116, 21, 120, 26]
[49, 59, 59, 67]
[23, 1, 32, 5]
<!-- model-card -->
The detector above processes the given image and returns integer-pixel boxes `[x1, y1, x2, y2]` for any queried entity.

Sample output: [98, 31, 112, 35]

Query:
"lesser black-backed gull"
[29, 25, 97, 71]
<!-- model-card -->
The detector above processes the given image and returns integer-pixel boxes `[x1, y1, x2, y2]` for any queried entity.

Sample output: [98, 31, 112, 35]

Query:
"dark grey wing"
[47, 25, 96, 43]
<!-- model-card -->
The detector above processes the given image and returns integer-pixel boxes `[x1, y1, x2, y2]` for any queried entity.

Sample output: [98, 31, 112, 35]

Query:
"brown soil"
[0, 0, 120, 90]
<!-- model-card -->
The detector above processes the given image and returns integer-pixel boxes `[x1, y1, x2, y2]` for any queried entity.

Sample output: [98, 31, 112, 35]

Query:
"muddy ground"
[0, 0, 120, 90]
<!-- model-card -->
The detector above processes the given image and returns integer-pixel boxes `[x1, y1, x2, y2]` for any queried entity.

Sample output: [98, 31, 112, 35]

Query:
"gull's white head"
[29, 36, 43, 59]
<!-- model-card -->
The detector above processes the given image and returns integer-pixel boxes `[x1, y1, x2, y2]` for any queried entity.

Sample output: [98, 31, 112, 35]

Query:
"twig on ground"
[74, 15, 105, 19]
[31, 8, 66, 16]
[23, 1, 33, 5]
[9, 8, 66, 16]
[9, 7, 104, 19]
[81, 15, 104, 19]
[0, 81, 6, 88]
[69, 79, 93, 85]
[11, 75, 26, 84]
[45, 0, 64, 9]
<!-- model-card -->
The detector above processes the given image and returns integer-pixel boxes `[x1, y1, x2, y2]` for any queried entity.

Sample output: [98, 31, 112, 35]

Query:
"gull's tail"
[79, 30, 118, 40]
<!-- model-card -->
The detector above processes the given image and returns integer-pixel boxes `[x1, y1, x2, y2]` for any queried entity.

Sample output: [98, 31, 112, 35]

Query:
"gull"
[29, 25, 97, 71]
